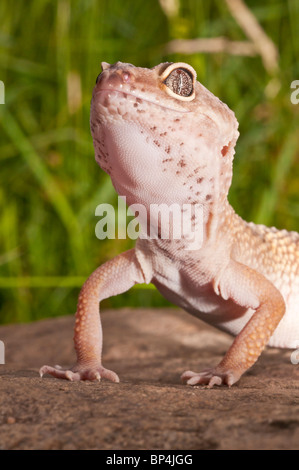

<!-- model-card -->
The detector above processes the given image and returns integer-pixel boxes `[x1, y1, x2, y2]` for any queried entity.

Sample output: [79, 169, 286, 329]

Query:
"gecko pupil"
[164, 68, 193, 97]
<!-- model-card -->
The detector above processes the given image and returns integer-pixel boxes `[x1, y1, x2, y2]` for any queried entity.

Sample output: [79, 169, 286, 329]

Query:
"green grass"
[0, 0, 298, 323]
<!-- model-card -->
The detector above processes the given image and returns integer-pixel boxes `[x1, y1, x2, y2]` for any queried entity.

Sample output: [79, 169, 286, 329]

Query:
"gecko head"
[90, 61, 239, 205]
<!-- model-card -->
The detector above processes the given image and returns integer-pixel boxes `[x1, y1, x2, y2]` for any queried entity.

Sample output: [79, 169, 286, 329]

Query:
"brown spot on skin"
[134, 103, 138, 108]
[178, 159, 186, 168]
[165, 146, 171, 154]
[197, 177, 203, 184]
[221, 145, 229, 156]
[174, 118, 180, 122]
[206, 194, 212, 201]
[150, 126, 157, 131]
[153, 140, 160, 147]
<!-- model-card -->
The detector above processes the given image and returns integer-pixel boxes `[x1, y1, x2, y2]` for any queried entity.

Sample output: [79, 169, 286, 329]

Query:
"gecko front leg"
[40, 249, 145, 382]
[182, 261, 286, 387]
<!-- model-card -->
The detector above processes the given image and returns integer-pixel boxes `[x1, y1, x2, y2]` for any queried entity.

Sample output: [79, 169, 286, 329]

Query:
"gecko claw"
[65, 370, 75, 381]
[93, 372, 101, 382]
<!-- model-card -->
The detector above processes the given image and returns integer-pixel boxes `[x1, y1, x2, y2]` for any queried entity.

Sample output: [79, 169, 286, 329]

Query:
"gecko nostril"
[121, 71, 131, 83]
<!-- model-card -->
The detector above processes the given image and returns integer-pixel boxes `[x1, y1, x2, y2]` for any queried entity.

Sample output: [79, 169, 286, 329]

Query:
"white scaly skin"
[40, 61, 299, 387]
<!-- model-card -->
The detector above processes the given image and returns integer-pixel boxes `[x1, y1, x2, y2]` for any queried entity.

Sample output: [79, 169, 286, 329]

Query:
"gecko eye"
[161, 62, 196, 101]
[164, 68, 193, 97]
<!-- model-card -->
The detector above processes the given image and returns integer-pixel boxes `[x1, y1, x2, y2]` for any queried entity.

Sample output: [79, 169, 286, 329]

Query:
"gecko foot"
[39, 363, 120, 383]
[181, 368, 240, 388]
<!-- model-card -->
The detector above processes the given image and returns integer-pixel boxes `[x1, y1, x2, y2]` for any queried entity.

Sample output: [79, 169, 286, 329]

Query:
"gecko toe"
[39, 363, 120, 383]
[181, 367, 239, 388]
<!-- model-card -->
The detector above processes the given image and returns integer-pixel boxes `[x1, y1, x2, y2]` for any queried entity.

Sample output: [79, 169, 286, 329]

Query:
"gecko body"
[41, 61, 299, 387]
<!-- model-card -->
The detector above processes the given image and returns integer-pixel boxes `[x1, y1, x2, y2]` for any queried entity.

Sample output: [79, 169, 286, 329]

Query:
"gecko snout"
[96, 63, 134, 89]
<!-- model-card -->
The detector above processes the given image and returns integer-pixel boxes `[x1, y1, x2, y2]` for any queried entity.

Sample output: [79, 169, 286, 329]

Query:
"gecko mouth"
[94, 89, 192, 114]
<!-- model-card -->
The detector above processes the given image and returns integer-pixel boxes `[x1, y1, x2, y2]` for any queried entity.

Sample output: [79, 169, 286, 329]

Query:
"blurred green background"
[0, 0, 298, 324]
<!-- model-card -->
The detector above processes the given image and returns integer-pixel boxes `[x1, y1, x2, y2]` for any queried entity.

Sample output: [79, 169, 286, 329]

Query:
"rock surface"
[0, 308, 299, 450]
